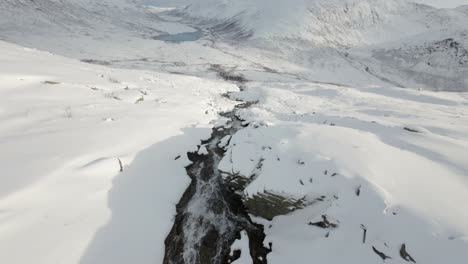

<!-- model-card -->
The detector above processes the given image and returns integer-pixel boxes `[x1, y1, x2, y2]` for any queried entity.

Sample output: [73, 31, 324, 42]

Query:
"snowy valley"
[1, 0, 468, 264]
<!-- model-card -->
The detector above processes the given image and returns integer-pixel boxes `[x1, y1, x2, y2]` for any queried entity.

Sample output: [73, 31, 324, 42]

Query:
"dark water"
[163, 102, 270, 264]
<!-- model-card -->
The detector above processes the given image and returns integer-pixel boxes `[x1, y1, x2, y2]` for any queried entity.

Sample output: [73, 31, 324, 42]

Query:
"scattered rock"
[245, 191, 314, 220]
[356, 185, 362, 196]
[117, 158, 124, 172]
[315, 196, 326, 202]
[210, 64, 248, 84]
[404, 127, 421, 133]
[224, 173, 250, 191]
[81, 59, 111, 65]
[308, 215, 338, 229]
[227, 249, 241, 263]
[372, 246, 391, 261]
[400, 244, 416, 263]
[361, 224, 367, 244]
[42, 80, 60, 85]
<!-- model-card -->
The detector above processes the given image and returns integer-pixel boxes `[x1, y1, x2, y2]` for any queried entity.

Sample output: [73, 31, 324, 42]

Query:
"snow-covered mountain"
[179, 0, 468, 90]
[0, 0, 141, 31]
[0, 0, 157, 49]
[0, 0, 196, 60]
[1, 1, 468, 264]
[182, 0, 461, 45]
[1, 0, 467, 90]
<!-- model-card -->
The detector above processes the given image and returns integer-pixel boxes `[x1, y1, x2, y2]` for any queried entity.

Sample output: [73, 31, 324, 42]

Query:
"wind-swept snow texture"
[1, 0, 468, 264]
[0, 40, 237, 263]
[224, 79, 468, 264]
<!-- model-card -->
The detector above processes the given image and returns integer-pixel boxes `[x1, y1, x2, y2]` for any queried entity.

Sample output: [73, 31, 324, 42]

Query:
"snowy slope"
[1, 0, 468, 264]
[179, 0, 468, 90]
[0, 0, 201, 59]
[182, 0, 451, 45]
[0, 40, 236, 263]
[225, 79, 468, 264]
[0, 0, 143, 34]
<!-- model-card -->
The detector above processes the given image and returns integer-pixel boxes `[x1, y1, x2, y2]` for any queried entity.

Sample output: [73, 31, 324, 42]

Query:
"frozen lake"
[154, 31, 202, 42]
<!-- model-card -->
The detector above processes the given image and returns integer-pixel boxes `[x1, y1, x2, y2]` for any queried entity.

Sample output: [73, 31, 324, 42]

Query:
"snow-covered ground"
[226, 79, 468, 263]
[1, 0, 468, 263]
[0, 40, 236, 263]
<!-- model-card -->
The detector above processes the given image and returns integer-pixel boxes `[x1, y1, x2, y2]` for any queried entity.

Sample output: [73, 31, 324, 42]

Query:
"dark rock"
[372, 246, 391, 261]
[245, 191, 314, 221]
[308, 215, 338, 229]
[404, 127, 421, 133]
[400, 244, 416, 263]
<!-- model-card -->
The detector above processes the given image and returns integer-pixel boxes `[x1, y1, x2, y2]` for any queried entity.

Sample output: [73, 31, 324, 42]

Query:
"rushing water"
[163, 102, 270, 264]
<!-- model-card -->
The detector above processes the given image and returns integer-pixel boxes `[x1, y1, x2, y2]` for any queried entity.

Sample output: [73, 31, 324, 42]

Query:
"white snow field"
[0, 40, 236, 263]
[226, 79, 468, 264]
[1, 0, 468, 263]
